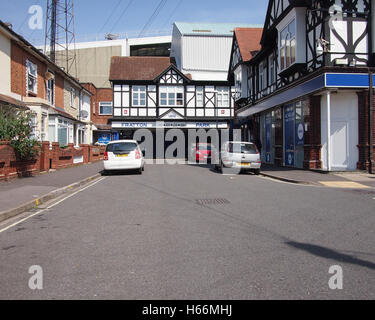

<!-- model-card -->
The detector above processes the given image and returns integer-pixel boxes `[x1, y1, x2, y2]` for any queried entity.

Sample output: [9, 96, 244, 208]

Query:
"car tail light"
[135, 149, 141, 159]
[104, 152, 108, 160]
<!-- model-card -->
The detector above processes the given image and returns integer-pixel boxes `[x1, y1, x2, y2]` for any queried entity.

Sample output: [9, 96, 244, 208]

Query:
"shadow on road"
[100, 170, 141, 176]
[286, 241, 375, 271]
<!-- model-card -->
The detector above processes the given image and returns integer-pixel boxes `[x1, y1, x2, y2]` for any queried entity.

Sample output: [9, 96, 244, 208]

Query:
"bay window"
[280, 19, 296, 71]
[58, 119, 68, 146]
[159, 86, 184, 106]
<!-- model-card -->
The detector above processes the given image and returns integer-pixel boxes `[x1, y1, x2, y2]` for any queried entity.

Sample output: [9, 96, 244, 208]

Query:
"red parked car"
[193, 143, 217, 163]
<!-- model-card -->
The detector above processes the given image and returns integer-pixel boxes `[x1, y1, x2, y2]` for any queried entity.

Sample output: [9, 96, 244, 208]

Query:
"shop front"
[239, 72, 374, 171]
[111, 120, 230, 159]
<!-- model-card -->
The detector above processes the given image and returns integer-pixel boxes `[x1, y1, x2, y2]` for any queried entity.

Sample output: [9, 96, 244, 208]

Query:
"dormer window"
[279, 19, 296, 71]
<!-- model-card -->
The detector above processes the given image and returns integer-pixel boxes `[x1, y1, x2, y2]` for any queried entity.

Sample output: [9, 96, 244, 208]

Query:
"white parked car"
[103, 140, 145, 174]
[216, 141, 261, 175]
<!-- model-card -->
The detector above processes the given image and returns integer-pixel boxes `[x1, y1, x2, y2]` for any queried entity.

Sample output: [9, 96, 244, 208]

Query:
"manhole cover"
[195, 198, 231, 205]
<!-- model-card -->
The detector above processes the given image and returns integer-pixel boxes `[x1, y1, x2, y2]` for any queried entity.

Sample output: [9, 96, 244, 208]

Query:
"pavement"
[0, 163, 374, 299]
[260, 164, 375, 189]
[0, 161, 104, 222]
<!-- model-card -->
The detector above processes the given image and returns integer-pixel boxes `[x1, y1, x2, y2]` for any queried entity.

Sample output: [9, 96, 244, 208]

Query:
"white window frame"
[26, 59, 38, 94]
[46, 71, 55, 105]
[30, 113, 37, 139]
[41, 113, 47, 141]
[196, 86, 204, 107]
[279, 19, 296, 71]
[234, 68, 242, 99]
[57, 118, 69, 147]
[269, 54, 275, 88]
[132, 86, 146, 107]
[99, 101, 113, 115]
[70, 87, 76, 108]
[216, 87, 229, 108]
[259, 62, 267, 94]
[48, 116, 57, 144]
[159, 86, 184, 107]
[247, 69, 253, 98]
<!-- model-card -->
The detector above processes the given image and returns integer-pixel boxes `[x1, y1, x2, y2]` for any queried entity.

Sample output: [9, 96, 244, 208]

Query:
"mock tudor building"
[228, 27, 263, 141]
[108, 56, 235, 157]
[231, 0, 375, 172]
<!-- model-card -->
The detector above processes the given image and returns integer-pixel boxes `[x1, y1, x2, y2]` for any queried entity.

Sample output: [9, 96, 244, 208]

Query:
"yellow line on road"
[319, 181, 370, 189]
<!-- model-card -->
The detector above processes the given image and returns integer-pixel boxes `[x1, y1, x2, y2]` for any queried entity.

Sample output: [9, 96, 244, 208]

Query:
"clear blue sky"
[0, 0, 268, 45]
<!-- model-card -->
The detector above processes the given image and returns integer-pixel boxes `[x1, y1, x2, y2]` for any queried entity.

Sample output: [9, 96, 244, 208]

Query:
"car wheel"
[253, 169, 260, 175]
[137, 167, 142, 175]
[219, 161, 224, 173]
[142, 165, 145, 171]
[102, 170, 110, 176]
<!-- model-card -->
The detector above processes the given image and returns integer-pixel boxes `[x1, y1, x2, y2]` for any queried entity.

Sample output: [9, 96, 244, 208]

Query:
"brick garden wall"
[0, 141, 106, 181]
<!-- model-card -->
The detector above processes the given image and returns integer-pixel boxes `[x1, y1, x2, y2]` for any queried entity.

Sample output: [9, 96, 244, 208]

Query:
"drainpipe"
[326, 91, 331, 172]
[369, 71, 374, 174]
[372, 0, 375, 65]
[370, 1, 374, 173]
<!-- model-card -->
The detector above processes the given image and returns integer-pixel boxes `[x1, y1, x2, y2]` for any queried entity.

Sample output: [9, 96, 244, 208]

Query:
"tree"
[0, 106, 41, 160]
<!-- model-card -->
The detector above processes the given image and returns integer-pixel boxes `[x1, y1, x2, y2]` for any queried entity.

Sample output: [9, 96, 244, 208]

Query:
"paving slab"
[260, 164, 375, 188]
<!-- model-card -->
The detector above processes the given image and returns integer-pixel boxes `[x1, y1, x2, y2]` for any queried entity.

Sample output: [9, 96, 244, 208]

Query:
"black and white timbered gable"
[235, 0, 372, 113]
[110, 57, 235, 121]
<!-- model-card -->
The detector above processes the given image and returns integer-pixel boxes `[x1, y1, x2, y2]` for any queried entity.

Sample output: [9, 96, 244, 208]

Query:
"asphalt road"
[0, 163, 374, 299]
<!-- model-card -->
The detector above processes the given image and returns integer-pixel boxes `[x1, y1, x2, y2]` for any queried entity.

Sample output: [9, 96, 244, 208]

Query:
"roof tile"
[109, 56, 174, 81]
[234, 28, 263, 62]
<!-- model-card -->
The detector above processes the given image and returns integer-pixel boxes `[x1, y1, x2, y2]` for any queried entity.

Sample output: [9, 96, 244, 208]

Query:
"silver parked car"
[216, 141, 261, 174]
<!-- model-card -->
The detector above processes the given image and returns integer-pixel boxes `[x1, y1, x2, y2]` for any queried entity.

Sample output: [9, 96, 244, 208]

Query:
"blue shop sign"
[98, 133, 111, 144]
[295, 122, 304, 146]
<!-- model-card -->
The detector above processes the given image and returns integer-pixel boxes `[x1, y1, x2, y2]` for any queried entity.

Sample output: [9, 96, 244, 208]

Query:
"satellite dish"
[80, 110, 89, 119]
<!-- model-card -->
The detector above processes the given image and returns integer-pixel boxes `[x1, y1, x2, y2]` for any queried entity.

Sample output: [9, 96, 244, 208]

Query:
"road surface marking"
[0, 177, 106, 234]
[319, 181, 370, 189]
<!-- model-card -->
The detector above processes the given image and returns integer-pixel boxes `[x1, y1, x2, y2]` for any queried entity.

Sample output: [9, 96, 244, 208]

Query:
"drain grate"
[195, 198, 231, 206]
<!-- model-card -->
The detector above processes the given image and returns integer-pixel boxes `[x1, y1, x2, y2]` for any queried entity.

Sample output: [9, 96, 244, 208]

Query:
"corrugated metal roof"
[174, 22, 263, 36]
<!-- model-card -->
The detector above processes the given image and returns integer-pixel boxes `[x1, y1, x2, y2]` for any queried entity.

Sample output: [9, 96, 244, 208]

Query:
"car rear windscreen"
[229, 143, 258, 154]
[197, 144, 212, 150]
[106, 142, 137, 153]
